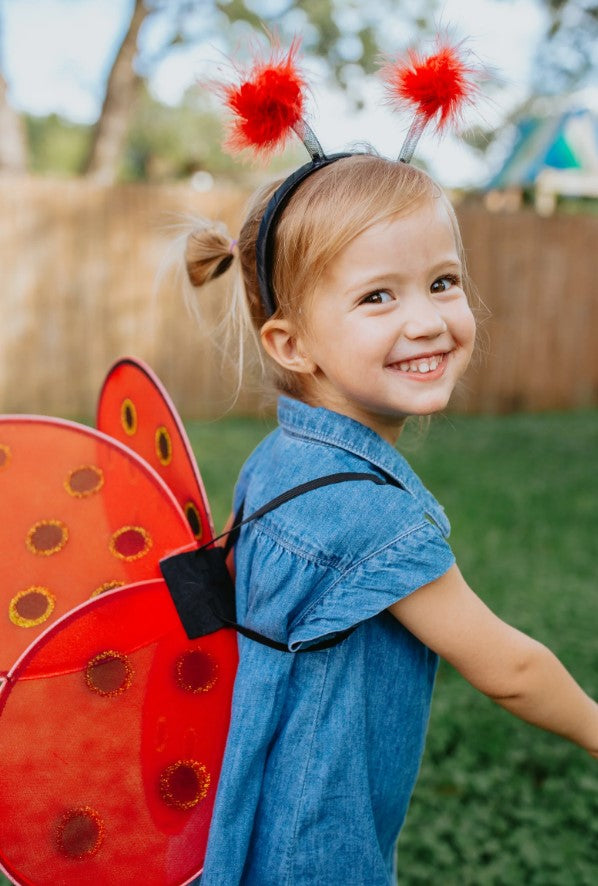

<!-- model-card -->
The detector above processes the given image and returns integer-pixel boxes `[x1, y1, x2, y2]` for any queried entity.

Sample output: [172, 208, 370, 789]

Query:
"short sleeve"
[287, 520, 455, 651]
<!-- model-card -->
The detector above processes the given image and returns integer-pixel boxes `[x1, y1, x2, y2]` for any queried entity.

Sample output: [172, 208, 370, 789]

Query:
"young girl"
[183, 153, 598, 885]
[181, 48, 598, 886]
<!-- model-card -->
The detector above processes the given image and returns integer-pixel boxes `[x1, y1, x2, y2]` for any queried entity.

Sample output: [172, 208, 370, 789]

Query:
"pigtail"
[165, 212, 267, 409]
[185, 222, 237, 288]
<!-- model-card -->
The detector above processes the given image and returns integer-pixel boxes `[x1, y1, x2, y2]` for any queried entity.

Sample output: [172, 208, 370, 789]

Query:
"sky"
[0, 0, 577, 187]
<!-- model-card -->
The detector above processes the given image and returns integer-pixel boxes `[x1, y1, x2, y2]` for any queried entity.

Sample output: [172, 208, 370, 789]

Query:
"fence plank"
[1, 176, 596, 417]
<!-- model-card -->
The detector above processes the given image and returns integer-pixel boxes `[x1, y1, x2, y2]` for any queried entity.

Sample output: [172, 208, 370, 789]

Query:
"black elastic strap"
[219, 616, 358, 653]
[161, 471, 397, 651]
[222, 471, 387, 557]
[222, 502, 244, 559]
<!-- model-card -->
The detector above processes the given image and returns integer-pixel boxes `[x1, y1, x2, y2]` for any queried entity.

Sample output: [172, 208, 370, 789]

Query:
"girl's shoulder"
[235, 425, 450, 568]
[233, 428, 455, 650]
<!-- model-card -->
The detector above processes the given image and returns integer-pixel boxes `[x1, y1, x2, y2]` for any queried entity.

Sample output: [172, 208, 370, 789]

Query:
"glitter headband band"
[255, 152, 350, 316]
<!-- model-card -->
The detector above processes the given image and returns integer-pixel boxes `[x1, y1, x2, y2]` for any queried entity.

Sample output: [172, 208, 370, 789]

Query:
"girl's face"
[297, 197, 476, 443]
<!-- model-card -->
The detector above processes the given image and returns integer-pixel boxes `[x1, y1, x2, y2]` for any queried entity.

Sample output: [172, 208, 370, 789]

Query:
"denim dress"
[199, 397, 455, 885]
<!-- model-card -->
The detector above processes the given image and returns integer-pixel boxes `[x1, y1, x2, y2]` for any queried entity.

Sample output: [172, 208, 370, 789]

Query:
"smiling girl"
[180, 45, 598, 886]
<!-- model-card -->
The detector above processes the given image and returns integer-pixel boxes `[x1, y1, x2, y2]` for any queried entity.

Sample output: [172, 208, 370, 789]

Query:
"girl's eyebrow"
[340, 257, 463, 294]
[340, 274, 396, 298]
[431, 257, 462, 271]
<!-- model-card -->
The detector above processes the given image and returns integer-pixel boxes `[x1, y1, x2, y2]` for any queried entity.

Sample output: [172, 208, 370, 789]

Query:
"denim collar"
[278, 396, 433, 500]
[277, 396, 450, 535]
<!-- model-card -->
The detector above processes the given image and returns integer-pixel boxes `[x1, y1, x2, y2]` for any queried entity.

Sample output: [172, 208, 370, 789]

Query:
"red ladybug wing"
[0, 579, 238, 886]
[0, 416, 195, 675]
[96, 357, 214, 543]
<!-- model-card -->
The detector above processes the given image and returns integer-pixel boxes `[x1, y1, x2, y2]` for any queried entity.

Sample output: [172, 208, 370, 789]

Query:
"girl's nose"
[402, 298, 448, 339]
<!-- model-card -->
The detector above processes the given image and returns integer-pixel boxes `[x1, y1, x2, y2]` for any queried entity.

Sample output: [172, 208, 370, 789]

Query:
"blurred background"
[0, 4, 597, 885]
[0, 0, 596, 418]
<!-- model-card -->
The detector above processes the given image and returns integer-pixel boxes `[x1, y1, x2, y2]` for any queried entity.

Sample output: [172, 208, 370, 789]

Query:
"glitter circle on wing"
[184, 500, 203, 540]
[56, 806, 105, 859]
[85, 650, 133, 697]
[26, 520, 69, 556]
[109, 526, 152, 561]
[120, 397, 137, 436]
[0, 443, 11, 468]
[175, 649, 218, 693]
[155, 425, 173, 466]
[159, 760, 210, 810]
[65, 465, 105, 498]
[90, 579, 125, 598]
[9, 586, 56, 628]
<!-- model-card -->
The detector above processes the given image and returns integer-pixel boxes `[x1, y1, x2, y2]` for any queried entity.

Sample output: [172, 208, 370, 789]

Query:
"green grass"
[1, 409, 596, 884]
[389, 411, 598, 885]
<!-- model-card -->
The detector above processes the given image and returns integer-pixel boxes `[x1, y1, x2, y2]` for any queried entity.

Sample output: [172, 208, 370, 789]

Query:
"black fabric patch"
[160, 547, 236, 640]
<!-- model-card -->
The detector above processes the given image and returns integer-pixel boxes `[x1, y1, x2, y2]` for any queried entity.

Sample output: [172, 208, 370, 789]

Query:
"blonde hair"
[184, 152, 470, 396]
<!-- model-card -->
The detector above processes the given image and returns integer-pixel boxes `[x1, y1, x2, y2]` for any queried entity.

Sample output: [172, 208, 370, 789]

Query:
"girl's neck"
[299, 389, 407, 446]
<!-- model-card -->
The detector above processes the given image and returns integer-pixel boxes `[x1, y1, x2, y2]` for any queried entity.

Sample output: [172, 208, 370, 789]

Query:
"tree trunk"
[83, 0, 149, 184]
[0, 74, 27, 173]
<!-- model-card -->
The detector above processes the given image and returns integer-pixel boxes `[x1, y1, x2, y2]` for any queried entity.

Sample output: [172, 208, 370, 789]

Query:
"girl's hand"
[389, 564, 598, 755]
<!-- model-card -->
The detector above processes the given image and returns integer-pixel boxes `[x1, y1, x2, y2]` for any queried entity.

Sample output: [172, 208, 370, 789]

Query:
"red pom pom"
[221, 41, 307, 156]
[382, 40, 476, 130]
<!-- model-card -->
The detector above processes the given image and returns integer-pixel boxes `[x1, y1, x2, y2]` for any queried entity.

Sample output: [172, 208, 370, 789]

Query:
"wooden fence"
[0, 174, 596, 417]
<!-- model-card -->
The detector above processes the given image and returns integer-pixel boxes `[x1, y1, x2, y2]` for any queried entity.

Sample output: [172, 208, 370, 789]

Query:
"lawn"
[1, 409, 596, 884]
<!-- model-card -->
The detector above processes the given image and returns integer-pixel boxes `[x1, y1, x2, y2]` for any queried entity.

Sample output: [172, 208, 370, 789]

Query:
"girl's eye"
[431, 274, 461, 294]
[361, 290, 393, 305]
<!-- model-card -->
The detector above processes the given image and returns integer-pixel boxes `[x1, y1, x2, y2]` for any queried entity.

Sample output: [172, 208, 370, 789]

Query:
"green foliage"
[18, 0, 442, 181]
[121, 85, 235, 182]
[214, 0, 439, 82]
[485, 1, 597, 96]
[21, 89, 305, 182]
[25, 113, 89, 175]
[146, 0, 439, 99]
[186, 413, 277, 529]
[531, 0, 598, 93]
[121, 85, 306, 183]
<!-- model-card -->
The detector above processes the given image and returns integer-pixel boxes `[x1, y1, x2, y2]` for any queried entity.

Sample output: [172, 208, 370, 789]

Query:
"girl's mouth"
[387, 352, 448, 378]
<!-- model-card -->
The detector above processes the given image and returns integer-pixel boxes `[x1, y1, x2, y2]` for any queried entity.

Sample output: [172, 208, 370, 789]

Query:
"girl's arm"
[389, 564, 598, 758]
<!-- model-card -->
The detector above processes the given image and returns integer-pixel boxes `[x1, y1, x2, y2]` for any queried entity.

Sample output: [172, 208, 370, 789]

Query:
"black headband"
[255, 152, 351, 318]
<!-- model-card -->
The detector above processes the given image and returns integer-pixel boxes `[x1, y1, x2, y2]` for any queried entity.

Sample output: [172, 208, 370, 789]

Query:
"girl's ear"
[260, 318, 317, 375]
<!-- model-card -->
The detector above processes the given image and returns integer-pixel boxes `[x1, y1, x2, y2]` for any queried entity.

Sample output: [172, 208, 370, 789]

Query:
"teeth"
[396, 355, 442, 373]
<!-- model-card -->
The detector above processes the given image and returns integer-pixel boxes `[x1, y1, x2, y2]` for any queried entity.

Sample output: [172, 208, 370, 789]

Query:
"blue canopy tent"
[486, 108, 598, 213]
